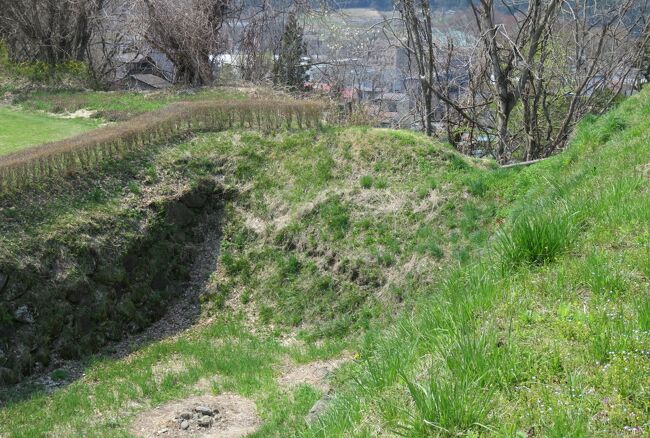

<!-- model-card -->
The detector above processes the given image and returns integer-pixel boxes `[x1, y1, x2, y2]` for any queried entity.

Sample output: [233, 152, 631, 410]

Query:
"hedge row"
[0, 99, 325, 191]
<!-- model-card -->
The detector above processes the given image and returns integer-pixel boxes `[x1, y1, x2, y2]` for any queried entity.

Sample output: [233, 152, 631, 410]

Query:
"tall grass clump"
[0, 99, 326, 192]
[399, 373, 494, 437]
[495, 210, 577, 267]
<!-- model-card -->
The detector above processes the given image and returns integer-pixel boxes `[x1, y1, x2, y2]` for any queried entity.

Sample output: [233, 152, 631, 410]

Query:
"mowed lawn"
[0, 107, 99, 156]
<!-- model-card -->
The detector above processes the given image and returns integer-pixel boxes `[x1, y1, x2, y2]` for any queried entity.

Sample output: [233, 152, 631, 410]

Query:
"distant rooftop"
[130, 74, 172, 89]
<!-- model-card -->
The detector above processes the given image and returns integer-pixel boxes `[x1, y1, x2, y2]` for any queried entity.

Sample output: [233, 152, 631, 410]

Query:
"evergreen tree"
[273, 13, 308, 90]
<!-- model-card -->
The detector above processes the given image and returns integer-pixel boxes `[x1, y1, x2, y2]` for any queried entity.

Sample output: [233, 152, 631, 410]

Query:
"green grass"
[300, 88, 650, 437]
[0, 107, 99, 155]
[15, 87, 249, 121]
[0, 318, 334, 436]
[0, 121, 493, 435]
[495, 209, 577, 267]
[193, 127, 490, 338]
[1, 88, 648, 437]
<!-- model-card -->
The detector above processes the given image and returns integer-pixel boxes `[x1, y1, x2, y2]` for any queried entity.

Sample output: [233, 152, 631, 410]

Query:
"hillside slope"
[0, 88, 648, 437]
[0, 115, 497, 435]
[302, 90, 650, 436]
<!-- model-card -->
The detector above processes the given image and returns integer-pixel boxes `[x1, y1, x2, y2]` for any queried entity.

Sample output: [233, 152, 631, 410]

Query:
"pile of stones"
[175, 405, 219, 432]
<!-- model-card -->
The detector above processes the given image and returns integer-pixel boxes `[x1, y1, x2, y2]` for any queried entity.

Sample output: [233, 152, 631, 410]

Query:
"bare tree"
[394, 0, 650, 163]
[237, 1, 286, 83]
[0, 0, 105, 65]
[142, 0, 235, 86]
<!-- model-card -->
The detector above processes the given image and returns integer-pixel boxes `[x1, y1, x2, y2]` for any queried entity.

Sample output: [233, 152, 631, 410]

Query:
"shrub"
[446, 153, 469, 171]
[637, 298, 650, 332]
[415, 241, 443, 259]
[318, 198, 350, 241]
[374, 178, 388, 189]
[416, 176, 437, 198]
[400, 372, 494, 436]
[582, 252, 627, 295]
[496, 211, 576, 267]
[596, 114, 627, 143]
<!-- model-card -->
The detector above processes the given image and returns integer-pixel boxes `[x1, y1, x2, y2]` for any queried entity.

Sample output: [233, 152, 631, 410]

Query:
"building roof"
[130, 74, 172, 89]
[341, 87, 359, 99]
[116, 53, 146, 63]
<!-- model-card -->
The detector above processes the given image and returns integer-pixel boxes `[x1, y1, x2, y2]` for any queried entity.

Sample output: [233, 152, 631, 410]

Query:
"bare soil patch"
[130, 394, 261, 438]
[278, 356, 351, 393]
[151, 355, 197, 385]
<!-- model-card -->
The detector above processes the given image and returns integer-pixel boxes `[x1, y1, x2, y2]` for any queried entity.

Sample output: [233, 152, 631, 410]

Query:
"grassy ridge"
[302, 89, 650, 436]
[0, 99, 325, 191]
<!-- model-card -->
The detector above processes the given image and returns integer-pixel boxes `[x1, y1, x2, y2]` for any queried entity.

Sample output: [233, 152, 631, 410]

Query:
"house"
[372, 92, 414, 128]
[373, 92, 410, 113]
[114, 52, 147, 81]
[126, 74, 172, 90]
[112, 48, 175, 86]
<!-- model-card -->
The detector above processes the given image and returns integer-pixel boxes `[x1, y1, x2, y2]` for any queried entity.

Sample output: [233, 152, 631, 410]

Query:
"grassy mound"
[0, 118, 496, 434]
[199, 127, 498, 339]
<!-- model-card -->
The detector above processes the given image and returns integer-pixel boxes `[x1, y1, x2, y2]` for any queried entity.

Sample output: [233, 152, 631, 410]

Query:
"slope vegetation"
[0, 112, 496, 435]
[0, 88, 648, 437]
[303, 89, 650, 436]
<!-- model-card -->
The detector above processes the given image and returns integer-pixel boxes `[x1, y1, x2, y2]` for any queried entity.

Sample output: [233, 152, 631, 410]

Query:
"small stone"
[194, 406, 215, 416]
[180, 420, 189, 430]
[13, 305, 34, 324]
[197, 416, 212, 428]
[305, 396, 331, 424]
[180, 412, 191, 420]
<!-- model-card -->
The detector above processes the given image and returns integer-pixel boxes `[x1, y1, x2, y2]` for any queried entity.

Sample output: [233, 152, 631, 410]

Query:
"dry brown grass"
[0, 99, 325, 191]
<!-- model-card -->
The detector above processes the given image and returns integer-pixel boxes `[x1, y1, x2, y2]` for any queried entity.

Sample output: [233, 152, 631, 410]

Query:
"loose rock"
[195, 406, 215, 416]
[197, 416, 212, 428]
[13, 305, 34, 324]
[131, 394, 261, 437]
[305, 396, 331, 424]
